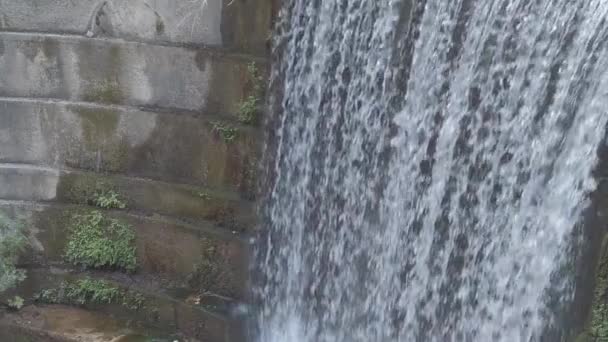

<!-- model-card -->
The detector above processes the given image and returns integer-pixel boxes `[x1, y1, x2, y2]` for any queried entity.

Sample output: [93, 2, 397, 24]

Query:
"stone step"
[0, 32, 266, 115]
[0, 201, 249, 299]
[0, 163, 255, 231]
[0, 268, 246, 341]
[0, 0, 273, 56]
[0, 305, 178, 342]
[0, 98, 260, 196]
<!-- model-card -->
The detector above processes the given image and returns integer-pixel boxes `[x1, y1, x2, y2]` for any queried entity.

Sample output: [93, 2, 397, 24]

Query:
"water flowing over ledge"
[254, 0, 608, 341]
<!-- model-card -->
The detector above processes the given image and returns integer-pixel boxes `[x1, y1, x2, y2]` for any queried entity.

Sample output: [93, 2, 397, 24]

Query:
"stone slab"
[0, 100, 259, 195]
[0, 269, 242, 342]
[0, 32, 255, 113]
[0, 164, 255, 231]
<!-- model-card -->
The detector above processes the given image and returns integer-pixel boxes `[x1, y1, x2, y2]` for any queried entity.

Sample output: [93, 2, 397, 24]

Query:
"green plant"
[238, 95, 258, 124]
[69, 278, 120, 304]
[36, 278, 145, 310]
[211, 121, 238, 142]
[68, 178, 127, 209]
[237, 62, 265, 124]
[197, 190, 211, 200]
[65, 211, 137, 272]
[93, 189, 127, 209]
[0, 214, 27, 293]
[122, 291, 146, 311]
[36, 278, 147, 310]
[7, 296, 24, 310]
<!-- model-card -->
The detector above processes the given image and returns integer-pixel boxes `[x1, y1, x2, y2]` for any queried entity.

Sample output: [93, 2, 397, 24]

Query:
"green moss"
[73, 107, 120, 149]
[62, 174, 97, 203]
[582, 236, 608, 340]
[65, 211, 137, 272]
[63, 176, 127, 209]
[83, 81, 123, 104]
[65, 105, 130, 172]
[575, 332, 593, 342]
[36, 278, 145, 311]
[187, 241, 237, 298]
[243, 155, 258, 201]
[82, 45, 123, 104]
[211, 121, 238, 143]
[237, 95, 258, 124]
[237, 62, 265, 124]
[0, 213, 27, 293]
[104, 138, 131, 171]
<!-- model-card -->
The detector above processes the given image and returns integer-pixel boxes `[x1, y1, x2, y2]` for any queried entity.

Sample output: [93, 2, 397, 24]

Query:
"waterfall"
[254, 0, 608, 341]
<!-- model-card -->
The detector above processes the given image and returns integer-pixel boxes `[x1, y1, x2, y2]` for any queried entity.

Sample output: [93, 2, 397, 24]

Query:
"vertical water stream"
[255, 1, 608, 341]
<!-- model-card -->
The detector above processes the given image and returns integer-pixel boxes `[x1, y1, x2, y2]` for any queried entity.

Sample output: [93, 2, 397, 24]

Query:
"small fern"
[93, 189, 127, 209]
[65, 211, 137, 272]
[211, 121, 238, 142]
[36, 278, 144, 310]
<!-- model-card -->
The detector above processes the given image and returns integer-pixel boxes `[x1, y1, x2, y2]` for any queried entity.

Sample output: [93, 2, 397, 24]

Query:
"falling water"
[254, 0, 608, 341]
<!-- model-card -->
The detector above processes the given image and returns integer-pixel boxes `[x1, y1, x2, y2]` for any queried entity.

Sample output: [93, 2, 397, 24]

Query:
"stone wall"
[0, 0, 273, 341]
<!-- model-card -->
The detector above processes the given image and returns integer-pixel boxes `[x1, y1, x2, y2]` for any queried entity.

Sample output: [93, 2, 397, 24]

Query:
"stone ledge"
[0, 202, 248, 298]
[0, 32, 262, 114]
[0, 0, 272, 55]
[0, 164, 255, 232]
[0, 305, 175, 342]
[0, 317, 70, 342]
[0, 99, 260, 195]
[1, 268, 246, 342]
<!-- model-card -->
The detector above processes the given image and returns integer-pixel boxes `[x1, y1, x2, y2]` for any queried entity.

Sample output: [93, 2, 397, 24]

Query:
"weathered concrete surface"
[0, 100, 259, 195]
[221, 0, 277, 55]
[0, 305, 168, 342]
[0, 33, 262, 114]
[0, 0, 273, 55]
[0, 269, 243, 342]
[0, 202, 247, 296]
[0, 165, 255, 230]
[55, 170, 255, 231]
[0, 165, 60, 202]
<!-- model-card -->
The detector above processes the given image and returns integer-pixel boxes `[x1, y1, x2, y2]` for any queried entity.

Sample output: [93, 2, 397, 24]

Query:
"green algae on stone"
[83, 81, 124, 104]
[73, 106, 120, 149]
[65, 211, 137, 272]
[577, 236, 608, 341]
[82, 44, 124, 104]
[0, 213, 27, 294]
[187, 240, 237, 298]
[68, 105, 131, 172]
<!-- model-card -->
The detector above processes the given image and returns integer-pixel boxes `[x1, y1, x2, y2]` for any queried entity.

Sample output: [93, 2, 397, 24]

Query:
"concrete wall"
[0, 0, 274, 55]
[0, 0, 273, 340]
